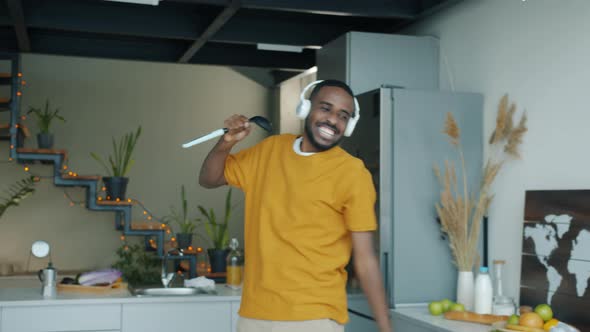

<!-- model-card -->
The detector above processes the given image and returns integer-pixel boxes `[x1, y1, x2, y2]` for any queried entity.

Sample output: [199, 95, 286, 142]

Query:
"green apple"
[507, 314, 520, 325]
[429, 301, 444, 315]
[449, 303, 465, 312]
[440, 299, 453, 312]
[534, 304, 553, 322]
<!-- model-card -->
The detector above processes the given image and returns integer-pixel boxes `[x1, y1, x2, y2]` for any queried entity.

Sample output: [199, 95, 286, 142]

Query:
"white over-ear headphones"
[295, 80, 360, 137]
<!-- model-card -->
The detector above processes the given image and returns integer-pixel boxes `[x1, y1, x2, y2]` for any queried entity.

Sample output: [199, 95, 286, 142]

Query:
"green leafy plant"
[163, 185, 201, 234]
[0, 176, 36, 218]
[90, 126, 142, 177]
[27, 99, 66, 134]
[198, 188, 233, 249]
[112, 243, 160, 286]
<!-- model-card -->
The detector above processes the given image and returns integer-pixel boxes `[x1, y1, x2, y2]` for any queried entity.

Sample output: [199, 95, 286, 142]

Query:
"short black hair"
[308, 79, 355, 103]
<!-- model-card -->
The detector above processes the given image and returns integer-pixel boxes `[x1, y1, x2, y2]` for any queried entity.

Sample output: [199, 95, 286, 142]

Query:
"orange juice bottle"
[226, 238, 243, 289]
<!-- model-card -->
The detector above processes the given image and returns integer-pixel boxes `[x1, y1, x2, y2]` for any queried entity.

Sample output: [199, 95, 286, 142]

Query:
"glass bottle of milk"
[474, 266, 493, 314]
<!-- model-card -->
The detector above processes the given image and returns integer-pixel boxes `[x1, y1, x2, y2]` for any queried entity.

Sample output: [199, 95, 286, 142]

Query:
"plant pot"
[207, 248, 230, 273]
[176, 233, 193, 249]
[37, 133, 54, 149]
[457, 270, 474, 311]
[103, 176, 129, 201]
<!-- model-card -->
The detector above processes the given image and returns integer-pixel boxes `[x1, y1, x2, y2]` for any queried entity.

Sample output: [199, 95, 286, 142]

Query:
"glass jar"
[226, 238, 243, 289]
[492, 259, 516, 315]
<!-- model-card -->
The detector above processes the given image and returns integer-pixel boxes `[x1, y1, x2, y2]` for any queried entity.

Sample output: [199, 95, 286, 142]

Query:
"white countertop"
[392, 305, 493, 332]
[0, 284, 242, 307]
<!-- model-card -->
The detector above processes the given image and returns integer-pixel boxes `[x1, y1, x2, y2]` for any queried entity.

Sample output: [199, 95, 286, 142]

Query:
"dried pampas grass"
[435, 94, 527, 272]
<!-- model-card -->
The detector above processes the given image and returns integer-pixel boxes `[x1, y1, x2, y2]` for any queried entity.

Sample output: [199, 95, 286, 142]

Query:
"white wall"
[406, 0, 590, 301]
[0, 54, 270, 273]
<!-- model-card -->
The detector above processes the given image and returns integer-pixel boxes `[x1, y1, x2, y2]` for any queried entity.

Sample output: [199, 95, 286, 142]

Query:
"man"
[199, 80, 392, 332]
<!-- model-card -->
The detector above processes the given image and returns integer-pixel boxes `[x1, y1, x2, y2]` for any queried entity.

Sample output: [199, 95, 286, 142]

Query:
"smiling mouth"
[317, 124, 337, 139]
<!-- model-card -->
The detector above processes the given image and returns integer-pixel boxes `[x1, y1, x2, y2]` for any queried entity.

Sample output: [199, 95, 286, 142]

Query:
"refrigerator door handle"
[383, 251, 390, 307]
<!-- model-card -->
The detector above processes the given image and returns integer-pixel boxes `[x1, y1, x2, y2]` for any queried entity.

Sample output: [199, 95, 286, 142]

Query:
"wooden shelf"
[129, 221, 164, 230]
[0, 73, 11, 85]
[17, 148, 67, 155]
[62, 175, 101, 181]
[96, 200, 133, 206]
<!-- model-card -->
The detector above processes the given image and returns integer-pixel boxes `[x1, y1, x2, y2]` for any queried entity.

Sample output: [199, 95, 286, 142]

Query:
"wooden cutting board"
[57, 281, 128, 294]
[444, 311, 509, 325]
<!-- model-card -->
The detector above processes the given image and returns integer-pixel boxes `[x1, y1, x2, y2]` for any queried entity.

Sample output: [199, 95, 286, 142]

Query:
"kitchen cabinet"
[345, 310, 377, 332]
[121, 302, 231, 332]
[231, 301, 240, 332]
[316, 31, 439, 95]
[1, 304, 121, 332]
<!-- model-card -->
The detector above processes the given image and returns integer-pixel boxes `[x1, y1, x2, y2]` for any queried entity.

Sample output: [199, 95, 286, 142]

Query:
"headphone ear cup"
[296, 99, 311, 119]
[343, 116, 358, 137]
[343, 97, 360, 137]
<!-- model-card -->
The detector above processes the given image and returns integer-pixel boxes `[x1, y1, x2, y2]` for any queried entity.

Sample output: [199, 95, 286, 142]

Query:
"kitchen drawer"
[1, 304, 121, 332]
[122, 302, 231, 332]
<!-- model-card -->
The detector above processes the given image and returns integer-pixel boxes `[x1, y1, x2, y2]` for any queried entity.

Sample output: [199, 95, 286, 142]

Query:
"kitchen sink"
[132, 287, 216, 296]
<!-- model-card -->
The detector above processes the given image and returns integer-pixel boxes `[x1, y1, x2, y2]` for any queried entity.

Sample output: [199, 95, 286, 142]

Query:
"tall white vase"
[457, 271, 474, 311]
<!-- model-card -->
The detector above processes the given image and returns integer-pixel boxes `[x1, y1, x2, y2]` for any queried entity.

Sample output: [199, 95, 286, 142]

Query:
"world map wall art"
[521, 190, 590, 331]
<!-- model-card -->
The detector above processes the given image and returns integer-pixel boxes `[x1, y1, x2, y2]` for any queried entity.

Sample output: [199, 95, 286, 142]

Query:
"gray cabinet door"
[391, 89, 483, 305]
[317, 32, 440, 95]
[345, 311, 377, 332]
[1, 304, 121, 332]
[122, 302, 231, 332]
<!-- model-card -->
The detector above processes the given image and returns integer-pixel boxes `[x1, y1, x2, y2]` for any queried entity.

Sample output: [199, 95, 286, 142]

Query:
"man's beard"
[304, 117, 342, 152]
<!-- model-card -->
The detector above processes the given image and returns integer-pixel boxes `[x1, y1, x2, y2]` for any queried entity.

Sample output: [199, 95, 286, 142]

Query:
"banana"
[505, 324, 546, 332]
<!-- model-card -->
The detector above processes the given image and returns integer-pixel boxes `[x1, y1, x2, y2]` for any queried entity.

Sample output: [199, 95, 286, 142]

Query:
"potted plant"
[198, 188, 233, 273]
[112, 243, 160, 287]
[434, 94, 527, 310]
[90, 126, 142, 201]
[0, 176, 36, 219]
[163, 185, 201, 249]
[27, 99, 66, 149]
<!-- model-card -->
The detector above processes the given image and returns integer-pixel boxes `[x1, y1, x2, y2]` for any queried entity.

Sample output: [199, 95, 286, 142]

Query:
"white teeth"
[318, 126, 335, 137]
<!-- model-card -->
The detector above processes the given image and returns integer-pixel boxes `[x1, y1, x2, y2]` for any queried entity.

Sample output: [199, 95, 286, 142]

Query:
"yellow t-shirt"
[224, 134, 377, 324]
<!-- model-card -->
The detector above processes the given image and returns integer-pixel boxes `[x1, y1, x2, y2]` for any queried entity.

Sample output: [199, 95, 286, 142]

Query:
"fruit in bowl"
[519, 312, 544, 329]
[507, 314, 520, 325]
[534, 304, 553, 322]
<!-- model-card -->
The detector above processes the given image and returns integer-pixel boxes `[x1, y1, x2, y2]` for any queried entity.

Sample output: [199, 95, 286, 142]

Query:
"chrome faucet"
[161, 248, 183, 288]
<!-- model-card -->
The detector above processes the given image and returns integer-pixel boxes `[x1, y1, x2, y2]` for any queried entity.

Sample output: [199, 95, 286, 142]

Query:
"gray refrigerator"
[341, 86, 483, 327]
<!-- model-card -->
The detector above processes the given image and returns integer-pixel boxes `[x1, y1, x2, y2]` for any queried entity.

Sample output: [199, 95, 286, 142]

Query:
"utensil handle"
[181, 128, 228, 148]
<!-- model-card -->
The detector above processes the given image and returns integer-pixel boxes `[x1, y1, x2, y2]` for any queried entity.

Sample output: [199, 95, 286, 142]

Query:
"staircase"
[0, 52, 196, 278]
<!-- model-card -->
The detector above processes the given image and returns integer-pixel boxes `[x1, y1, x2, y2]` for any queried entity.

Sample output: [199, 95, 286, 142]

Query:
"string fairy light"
[15, 163, 208, 274]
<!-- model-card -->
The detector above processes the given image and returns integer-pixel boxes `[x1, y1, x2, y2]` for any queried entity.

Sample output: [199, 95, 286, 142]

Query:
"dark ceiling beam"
[188, 42, 315, 70]
[169, 0, 416, 18]
[212, 14, 354, 47]
[24, 0, 209, 41]
[29, 29, 188, 63]
[0, 1, 11, 26]
[5, 0, 30, 51]
[26, 29, 312, 70]
[0, 27, 18, 52]
[178, 0, 240, 63]
[23, 0, 362, 48]
[386, 0, 463, 32]
[19, 0, 397, 49]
